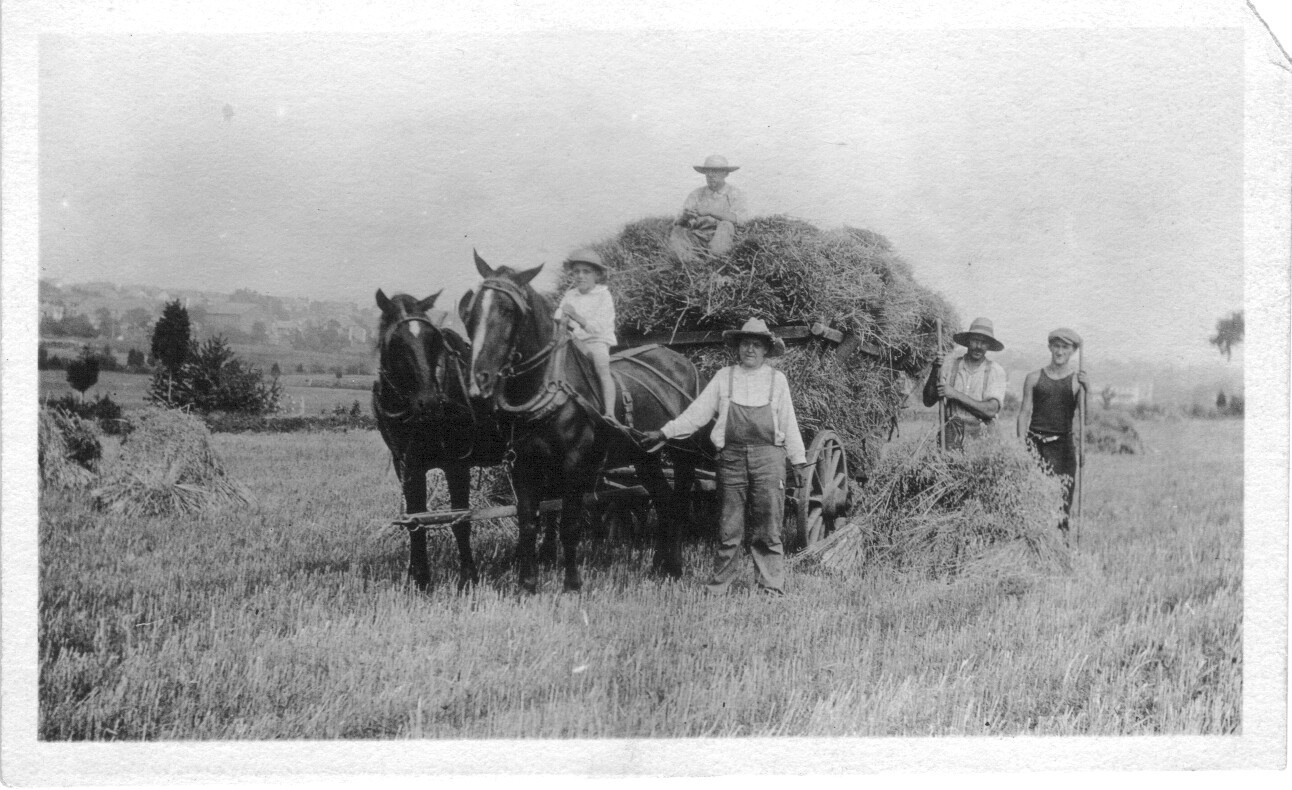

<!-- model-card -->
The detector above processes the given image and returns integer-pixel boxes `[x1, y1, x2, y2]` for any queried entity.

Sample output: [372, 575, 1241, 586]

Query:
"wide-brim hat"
[952, 317, 1004, 352]
[722, 317, 785, 357]
[693, 154, 740, 173]
[563, 248, 610, 274]
[1047, 327, 1082, 348]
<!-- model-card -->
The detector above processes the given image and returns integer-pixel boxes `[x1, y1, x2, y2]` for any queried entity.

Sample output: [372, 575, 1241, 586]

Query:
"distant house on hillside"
[270, 319, 303, 342]
[202, 302, 269, 335]
[39, 300, 66, 322]
[346, 322, 369, 345]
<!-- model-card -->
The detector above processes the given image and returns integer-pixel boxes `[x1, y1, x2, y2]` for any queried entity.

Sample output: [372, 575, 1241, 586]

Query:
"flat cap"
[1047, 327, 1082, 347]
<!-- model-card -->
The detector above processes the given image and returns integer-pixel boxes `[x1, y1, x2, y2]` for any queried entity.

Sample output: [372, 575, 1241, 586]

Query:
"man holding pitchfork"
[1017, 327, 1088, 539]
[922, 317, 1008, 450]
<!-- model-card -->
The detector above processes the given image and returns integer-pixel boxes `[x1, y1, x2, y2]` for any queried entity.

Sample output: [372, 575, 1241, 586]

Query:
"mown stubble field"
[38, 418, 1241, 738]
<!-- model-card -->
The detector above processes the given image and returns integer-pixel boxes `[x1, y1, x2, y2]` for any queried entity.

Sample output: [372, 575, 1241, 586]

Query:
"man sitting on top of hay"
[923, 316, 1007, 451]
[668, 154, 748, 263]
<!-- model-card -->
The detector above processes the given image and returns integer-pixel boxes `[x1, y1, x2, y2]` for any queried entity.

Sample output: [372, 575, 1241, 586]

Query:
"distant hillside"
[39, 278, 377, 354]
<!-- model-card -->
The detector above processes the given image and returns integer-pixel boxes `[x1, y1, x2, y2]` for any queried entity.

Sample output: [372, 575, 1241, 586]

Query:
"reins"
[473, 275, 700, 440]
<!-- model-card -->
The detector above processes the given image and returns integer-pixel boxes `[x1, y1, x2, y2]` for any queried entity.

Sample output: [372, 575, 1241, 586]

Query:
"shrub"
[65, 356, 99, 397]
[44, 393, 127, 434]
[1224, 395, 1244, 416]
[126, 348, 148, 371]
[203, 412, 376, 433]
[148, 336, 281, 415]
[151, 300, 191, 374]
[1130, 402, 1168, 420]
[1084, 411, 1143, 454]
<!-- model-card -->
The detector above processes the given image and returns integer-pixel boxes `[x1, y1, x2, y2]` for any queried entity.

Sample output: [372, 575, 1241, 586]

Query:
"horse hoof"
[563, 571, 582, 592]
[520, 577, 539, 595]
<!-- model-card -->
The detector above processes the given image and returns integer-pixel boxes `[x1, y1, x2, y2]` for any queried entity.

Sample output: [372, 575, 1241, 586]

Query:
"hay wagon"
[393, 320, 870, 553]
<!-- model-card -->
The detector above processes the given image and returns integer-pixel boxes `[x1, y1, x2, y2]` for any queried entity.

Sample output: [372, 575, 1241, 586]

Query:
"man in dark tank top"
[1017, 328, 1088, 537]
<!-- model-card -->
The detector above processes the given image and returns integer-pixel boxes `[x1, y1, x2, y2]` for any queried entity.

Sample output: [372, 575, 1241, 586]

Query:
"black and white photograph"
[2, 0, 1287, 781]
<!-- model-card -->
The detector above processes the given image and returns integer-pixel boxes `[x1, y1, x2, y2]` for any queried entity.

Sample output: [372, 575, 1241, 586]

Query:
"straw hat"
[693, 154, 740, 173]
[952, 317, 1004, 352]
[1047, 327, 1082, 348]
[722, 317, 785, 357]
[563, 248, 610, 275]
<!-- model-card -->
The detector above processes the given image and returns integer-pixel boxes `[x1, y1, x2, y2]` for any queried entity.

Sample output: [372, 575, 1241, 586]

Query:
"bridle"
[470, 277, 560, 383]
[376, 314, 471, 425]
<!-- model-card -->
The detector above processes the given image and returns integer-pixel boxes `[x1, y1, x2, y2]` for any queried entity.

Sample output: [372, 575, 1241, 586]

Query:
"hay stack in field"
[796, 435, 1070, 577]
[92, 407, 250, 516]
[39, 408, 101, 490]
[1085, 410, 1144, 454]
[577, 215, 959, 475]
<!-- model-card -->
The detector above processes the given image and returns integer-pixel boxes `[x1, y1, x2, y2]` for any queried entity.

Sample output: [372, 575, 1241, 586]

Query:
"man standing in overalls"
[643, 318, 808, 595]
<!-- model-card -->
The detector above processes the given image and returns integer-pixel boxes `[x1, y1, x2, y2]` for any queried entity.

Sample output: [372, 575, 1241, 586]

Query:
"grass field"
[37, 418, 1241, 738]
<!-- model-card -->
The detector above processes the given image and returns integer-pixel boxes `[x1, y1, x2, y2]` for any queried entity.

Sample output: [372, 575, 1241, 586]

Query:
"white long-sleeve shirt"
[660, 364, 807, 465]
[554, 284, 617, 346]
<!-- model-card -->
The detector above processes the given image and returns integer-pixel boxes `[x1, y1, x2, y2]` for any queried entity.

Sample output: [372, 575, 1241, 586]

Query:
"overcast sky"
[38, 27, 1243, 365]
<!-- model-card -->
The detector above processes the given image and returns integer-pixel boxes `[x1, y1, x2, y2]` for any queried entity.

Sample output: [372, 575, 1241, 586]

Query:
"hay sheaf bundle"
[1085, 410, 1144, 454]
[579, 215, 959, 475]
[800, 435, 1070, 578]
[92, 407, 250, 516]
[39, 408, 101, 490]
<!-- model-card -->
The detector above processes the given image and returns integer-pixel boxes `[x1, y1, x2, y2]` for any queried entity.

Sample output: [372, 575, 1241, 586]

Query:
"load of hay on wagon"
[578, 214, 960, 479]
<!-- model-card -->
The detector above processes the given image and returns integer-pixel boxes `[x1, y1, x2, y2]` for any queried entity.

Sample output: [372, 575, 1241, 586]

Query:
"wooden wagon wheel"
[792, 430, 850, 551]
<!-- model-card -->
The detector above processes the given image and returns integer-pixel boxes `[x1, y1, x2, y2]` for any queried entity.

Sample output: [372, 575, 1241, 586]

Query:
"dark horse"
[464, 252, 702, 593]
[373, 288, 507, 591]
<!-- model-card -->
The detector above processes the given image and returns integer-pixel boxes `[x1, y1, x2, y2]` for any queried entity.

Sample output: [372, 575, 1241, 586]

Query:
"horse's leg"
[513, 469, 542, 595]
[402, 463, 431, 591]
[538, 510, 560, 565]
[445, 463, 479, 591]
[558, 482, 591, 592]
[638, 454, 683, 578]
[671, 454, 699, 540]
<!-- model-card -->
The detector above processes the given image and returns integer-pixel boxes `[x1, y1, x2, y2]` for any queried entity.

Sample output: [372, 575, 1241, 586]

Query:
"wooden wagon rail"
[617, 322, 884, 361]
[393, 485, 650, 529]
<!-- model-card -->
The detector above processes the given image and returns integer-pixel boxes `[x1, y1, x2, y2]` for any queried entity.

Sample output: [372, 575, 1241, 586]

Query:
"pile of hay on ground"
[39, 408, 101, 490]
[577, 215, 959, 476]
[92, 407, 249, 516]
[800, 435, 1070, 578]
[1085, 410, 1144, 454]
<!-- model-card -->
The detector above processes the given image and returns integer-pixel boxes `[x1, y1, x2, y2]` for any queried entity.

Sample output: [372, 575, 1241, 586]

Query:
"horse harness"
[475, 277, 695, 433]
[374, 313, 479, 464]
